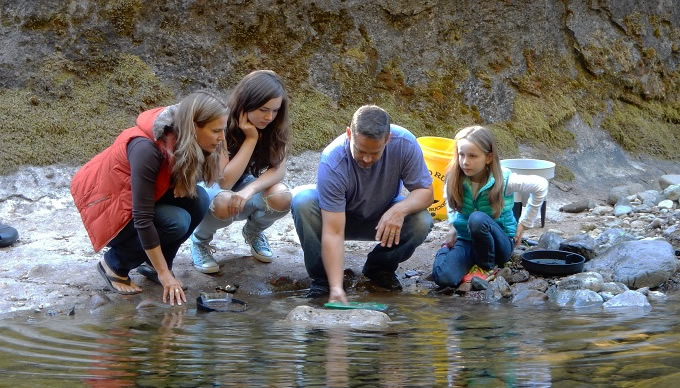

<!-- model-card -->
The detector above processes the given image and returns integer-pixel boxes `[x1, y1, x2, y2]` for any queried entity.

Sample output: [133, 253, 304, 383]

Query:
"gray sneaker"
[191, 241, 219, 273]
[242, 228, 273, 263]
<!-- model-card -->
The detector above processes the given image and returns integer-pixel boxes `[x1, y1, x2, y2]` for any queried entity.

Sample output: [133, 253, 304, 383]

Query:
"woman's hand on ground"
[159, 272, 186, 306]
[239, 112, 259, 139]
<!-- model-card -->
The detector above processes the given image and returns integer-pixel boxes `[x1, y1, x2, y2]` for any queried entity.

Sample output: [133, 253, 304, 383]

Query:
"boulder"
[484, 276, 512, 301]
[663, 184, 680, 202]
[559, 234, 596, 260]
[608, 183, 645, 206]
[663, 224, 680, 245]
[537, 232, 563, 250]
[585, 240, 678, 289]
[659, 175, 680, 190]
[637, 190, 661, 205]
[614, 196, 633, 216]
[559, 199, 596, 213]
[594, 228, 636, 256]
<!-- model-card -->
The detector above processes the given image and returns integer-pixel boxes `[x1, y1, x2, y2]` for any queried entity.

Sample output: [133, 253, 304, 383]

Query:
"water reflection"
[0, 294, 679, 386]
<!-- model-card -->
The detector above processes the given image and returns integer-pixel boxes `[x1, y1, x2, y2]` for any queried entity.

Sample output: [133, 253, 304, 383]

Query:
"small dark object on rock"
[0, 223, 19, 248]
[522, 239, 538, 246]
[404, 269, 421, 278]
[343, 268, 356, 277]
[470, 277, 489, 291]
[559, 199, 595, 213]
[68, 306, 75, 316]
[216, 284, 239, 293]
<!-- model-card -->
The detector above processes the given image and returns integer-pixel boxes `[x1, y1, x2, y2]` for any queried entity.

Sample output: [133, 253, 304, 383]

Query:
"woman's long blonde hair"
[171, 91, 228, 197]
[446, 125, 505, 218]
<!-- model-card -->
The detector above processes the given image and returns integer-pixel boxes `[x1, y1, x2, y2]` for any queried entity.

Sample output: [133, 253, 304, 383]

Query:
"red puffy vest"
[71, 107, 173, 252]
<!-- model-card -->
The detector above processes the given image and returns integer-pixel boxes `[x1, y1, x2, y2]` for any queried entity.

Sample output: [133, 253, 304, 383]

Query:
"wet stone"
[470, 277, 489, 291]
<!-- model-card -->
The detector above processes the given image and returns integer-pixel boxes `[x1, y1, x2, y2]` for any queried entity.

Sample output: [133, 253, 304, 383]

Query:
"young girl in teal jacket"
[431, 126, 548, 287]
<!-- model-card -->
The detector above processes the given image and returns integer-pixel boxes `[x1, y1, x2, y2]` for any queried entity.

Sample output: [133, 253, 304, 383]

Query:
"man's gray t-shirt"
[317, 124, 433, 221]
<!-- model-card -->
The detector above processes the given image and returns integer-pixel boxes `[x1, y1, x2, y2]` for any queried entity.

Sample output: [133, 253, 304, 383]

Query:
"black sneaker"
[304, 282, 329, 298]
[363, 271, 403, 290]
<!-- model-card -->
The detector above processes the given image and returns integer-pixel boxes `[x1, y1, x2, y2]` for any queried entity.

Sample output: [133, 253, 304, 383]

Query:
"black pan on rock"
[520, 250, 586, 276]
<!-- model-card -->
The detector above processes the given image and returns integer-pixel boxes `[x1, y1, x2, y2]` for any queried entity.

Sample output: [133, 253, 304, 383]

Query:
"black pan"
[196, 292, 248, 312]
[520, 250, 585, 276]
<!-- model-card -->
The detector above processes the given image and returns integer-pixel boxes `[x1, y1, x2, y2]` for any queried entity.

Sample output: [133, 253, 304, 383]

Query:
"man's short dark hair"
[350, 105, 391, 139]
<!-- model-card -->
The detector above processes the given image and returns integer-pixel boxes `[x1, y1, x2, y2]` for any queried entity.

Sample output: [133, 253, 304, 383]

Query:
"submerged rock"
[511, 289, 548, 306]
[603, 290, 651, 309]
[557, 272, 604, 292]
[284, 305, 391, 330]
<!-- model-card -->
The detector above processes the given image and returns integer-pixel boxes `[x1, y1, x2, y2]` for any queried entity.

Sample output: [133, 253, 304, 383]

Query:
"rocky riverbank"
[1, 153, 679, 320]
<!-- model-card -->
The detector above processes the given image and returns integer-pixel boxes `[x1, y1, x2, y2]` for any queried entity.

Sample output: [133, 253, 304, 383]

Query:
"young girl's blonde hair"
[446, 125, 505, 218]
[171, 91, 228, 198]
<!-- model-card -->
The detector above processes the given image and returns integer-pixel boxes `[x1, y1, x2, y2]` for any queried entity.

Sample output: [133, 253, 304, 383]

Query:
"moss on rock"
[0, 54, 173, 173]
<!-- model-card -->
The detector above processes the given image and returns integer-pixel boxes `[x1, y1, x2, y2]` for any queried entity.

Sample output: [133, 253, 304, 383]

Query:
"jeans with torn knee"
[192, 174, 291, 244]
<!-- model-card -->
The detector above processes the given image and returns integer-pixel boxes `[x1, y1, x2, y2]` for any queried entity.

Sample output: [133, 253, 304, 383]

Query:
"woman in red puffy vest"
[71, 91, 228, 305]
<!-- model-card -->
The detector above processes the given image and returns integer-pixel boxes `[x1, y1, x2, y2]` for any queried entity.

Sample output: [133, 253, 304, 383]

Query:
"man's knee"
[291, 188, 319, 217]
[407, 210, 434, 239]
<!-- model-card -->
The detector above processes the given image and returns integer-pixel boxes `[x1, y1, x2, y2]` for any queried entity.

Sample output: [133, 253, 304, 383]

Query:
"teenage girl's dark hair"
[225, 70, 290, 176]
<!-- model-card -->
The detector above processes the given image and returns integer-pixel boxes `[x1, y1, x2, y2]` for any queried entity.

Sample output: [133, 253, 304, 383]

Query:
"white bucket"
[500, 159, 555, 179]
[500, 159, 555, 227]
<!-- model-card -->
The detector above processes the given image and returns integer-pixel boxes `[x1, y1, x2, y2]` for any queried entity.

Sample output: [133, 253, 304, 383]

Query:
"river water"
[1, 292, 679, 387]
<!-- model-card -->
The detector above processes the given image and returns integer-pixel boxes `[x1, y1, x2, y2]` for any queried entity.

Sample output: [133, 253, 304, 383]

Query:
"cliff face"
[1, 0, 679, 176]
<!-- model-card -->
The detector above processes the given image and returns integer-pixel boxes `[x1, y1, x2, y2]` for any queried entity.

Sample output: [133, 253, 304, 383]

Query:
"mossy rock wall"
[0, 0, 679, 174]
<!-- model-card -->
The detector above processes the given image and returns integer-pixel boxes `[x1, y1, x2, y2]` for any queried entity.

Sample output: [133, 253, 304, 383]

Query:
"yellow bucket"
[417, 136, 457, 220]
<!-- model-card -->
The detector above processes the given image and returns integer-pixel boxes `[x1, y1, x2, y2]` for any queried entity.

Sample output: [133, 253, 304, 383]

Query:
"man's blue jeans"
[291, 187, 433, 286]
[105, 186, 210, 277]
[432, 211, 514, 287]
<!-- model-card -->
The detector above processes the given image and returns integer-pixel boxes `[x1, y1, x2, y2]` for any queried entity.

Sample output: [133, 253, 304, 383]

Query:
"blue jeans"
[192, 174, 290, 244]
[432, 211, 514, 287]
[105, 186, 209, 277]
[291, 187, 433, 286]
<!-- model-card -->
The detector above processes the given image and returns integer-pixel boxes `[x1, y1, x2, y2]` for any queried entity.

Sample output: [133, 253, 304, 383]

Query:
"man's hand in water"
[328, 286, 347, 304]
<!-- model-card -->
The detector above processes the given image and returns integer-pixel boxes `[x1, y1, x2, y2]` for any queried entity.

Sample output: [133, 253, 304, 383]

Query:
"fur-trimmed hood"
[136, 104, 179, 141]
